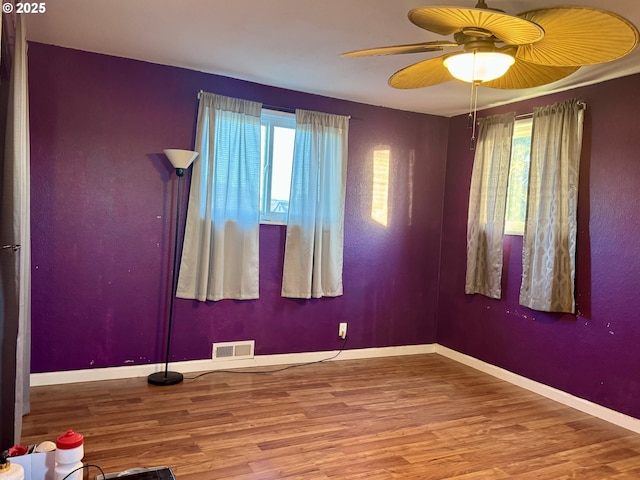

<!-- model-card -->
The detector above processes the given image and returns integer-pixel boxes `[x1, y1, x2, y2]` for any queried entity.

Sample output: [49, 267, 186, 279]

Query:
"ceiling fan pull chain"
[470, 81, 480, 150]
[467, 83, 474, 129]
[468, 52, 480, 150]
[467, 51, 478, 131]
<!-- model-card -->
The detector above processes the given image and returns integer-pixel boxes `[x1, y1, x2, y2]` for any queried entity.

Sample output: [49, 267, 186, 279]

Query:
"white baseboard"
[435, 345, 640, 435]
[29, 343, 436, 387]
[30, 343, 640, 435]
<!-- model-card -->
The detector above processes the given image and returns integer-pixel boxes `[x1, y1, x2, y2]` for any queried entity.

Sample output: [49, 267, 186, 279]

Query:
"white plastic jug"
[54, 430, 84, 480]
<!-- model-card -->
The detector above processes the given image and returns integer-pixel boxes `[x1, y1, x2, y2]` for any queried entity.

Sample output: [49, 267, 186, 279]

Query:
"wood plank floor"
[21, 354, 640, 479]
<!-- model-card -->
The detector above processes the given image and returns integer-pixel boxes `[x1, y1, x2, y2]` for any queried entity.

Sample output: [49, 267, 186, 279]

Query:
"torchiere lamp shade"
[164, 149, 198, 171]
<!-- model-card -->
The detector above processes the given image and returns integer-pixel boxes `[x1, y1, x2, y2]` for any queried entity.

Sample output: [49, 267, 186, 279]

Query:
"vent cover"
[212, 340, 255, 361]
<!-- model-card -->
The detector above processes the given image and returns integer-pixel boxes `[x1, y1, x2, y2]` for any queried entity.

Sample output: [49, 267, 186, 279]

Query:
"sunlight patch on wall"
[372, 147, 390, 227]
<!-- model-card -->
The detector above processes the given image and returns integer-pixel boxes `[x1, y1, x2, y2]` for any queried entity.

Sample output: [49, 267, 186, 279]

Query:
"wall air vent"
[212, 340, 255, 361]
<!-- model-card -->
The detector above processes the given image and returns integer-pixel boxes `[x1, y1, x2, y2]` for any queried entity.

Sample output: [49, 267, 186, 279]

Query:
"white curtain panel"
[281, 110, 349, 298]
[465, 112, 515, 299]
[520, 99, 584, 313]
[177, 93, 262, 301]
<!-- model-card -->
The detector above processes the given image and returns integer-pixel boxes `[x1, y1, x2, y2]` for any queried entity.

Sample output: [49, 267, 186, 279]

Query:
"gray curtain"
[520, 99, 584, 313]
[465, 112, 515, 299]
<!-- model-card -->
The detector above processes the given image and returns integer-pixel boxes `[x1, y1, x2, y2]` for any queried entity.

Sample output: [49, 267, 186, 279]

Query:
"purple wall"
[438, 73, 640, 418]
[28, 43, 448, 373]
[30, 41, 640, 420]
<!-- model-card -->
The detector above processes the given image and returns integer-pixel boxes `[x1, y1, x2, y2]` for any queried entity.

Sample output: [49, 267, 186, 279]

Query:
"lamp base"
[147, 370, 184, 386]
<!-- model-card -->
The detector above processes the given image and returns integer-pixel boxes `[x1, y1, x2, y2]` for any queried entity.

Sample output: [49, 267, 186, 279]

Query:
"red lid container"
[56, 430, 84, 450]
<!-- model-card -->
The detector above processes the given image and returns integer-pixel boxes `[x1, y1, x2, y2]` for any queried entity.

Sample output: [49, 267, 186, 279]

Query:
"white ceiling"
[25, 0, 640, 117]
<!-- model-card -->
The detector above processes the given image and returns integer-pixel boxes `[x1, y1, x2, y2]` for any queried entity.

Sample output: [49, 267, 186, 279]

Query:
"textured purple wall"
[28, 42, 640, 419]
[28, 43, 448, 373]
[438, 74, 640, 418]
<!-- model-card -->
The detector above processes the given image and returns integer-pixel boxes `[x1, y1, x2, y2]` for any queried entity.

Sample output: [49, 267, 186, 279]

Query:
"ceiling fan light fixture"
[443, 50, 515, 83]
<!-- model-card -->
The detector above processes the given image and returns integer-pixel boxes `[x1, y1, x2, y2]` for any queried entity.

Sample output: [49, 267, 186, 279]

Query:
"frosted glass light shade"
[444, 51, 515, 83]
[164, 149, 199, 170]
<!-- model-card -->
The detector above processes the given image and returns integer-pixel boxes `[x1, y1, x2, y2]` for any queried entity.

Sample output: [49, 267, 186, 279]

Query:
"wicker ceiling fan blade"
[340, 41, 458, 58]
[388, 56, 454, 89]
[408, 7, 544, 45]
[482, 57, 580, 89]
[517, 7, 640, 66]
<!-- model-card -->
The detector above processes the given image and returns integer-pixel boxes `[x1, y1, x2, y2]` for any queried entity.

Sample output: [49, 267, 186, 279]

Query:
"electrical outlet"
[338, 322, 347, 339]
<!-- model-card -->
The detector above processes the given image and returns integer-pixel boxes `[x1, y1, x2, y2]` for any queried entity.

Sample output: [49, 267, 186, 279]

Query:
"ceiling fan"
[341, 0, 640, 90]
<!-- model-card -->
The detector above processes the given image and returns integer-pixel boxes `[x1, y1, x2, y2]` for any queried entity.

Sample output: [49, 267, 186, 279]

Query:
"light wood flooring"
[21, 354, 640, 479]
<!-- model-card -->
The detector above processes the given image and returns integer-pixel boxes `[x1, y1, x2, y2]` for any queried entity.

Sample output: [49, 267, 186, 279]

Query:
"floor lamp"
[148, 149, 199, 386]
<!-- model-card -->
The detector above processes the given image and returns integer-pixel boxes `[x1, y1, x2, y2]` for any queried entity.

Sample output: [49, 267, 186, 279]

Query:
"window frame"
[260, 109, 296, 225]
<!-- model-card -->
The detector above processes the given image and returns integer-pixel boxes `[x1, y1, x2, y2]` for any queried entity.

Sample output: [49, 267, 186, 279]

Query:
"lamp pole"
[148, 150, 198, 386]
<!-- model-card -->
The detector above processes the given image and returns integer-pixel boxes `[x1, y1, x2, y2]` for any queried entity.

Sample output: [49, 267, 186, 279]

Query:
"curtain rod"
[515, 100, 587, 120]
[196, 90, 293, 114]
[262, 104, 296, 114]
[197, 90, 355, 119]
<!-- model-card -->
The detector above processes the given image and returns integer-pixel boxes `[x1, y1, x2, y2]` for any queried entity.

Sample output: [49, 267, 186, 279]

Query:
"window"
[504, 118, 532, 235]
[260, 109, 295, 224]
